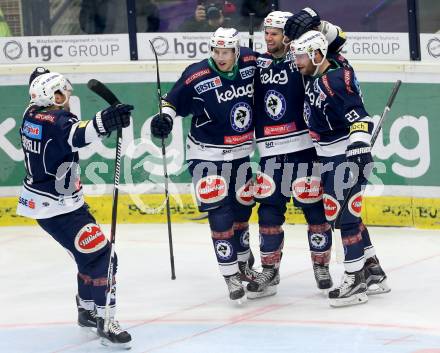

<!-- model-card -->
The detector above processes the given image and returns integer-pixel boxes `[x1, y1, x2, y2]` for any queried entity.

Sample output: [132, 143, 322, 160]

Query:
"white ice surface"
[1, 223, 439, 353]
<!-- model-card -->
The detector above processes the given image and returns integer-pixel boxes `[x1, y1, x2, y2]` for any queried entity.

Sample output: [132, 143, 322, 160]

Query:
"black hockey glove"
[29, 66, 50, 86]
[151, 113, 173, 138]
[93, 103, 133, 136]
[284, 7, 321, 40]
[346, 141, 373, 182]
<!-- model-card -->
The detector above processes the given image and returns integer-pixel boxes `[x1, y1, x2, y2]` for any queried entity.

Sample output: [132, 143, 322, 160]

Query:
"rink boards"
[1, 194, 440, 229]
[0, 61, 439, 228]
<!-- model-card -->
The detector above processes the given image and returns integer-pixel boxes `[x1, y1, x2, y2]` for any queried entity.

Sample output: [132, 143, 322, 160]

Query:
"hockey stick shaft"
[87, 79, 122, 333]
[370, 80, 402, 146]
[149, 40, 176, 280]
[249, 13, 255, 50]
[334, 80, 402, 229]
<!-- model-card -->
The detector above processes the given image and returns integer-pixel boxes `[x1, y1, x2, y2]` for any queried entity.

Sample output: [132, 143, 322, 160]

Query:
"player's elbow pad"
[349, 117, 374, 145]
[69, 120, 100, 149]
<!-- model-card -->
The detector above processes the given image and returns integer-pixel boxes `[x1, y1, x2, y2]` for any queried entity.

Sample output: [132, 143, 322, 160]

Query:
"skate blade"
[78, 325, 97, 336]
[318, 288, 330, 296]
[100, 337, 131, 350]
[247, 286, 277, 300]
[367, 279, 391, 295]
[329, 292, 368, 307]
[233, 297, 246, 305]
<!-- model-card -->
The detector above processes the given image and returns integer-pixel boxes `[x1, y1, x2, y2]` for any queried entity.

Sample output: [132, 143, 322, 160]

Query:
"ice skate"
[313, 263, 333, 292]
[97, 317, 132, 349]
[238, 260, 259, 283]
[329, 270, 368, 307]
[224, 273, 245, 302]
[364, 256, 391, 295]
[76, 295, 97, 331]
[246, 266, 279, 299]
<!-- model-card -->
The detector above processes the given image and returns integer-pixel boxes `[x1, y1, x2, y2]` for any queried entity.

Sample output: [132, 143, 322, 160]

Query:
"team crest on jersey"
[194, 76, 222, 94]
[215, 240, 233, 260]
[303, 101, 311, 126]
[256, 57, 272, 68]
[323, 194, 341, 221]
[74, 224, 108, 254]
[239, 66, 255, 79]
[264, 90, 286, 121]
[195, 175, 227, 204]
[230, 102, 252, 132]
[23, 121, 42, 140]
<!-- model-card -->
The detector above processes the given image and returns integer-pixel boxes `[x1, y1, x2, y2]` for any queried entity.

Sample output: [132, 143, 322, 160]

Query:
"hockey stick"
[149, 40, 176, 280]
[185, 213, 209, 221]
[334, 80, 402, 229]
[248, 12, 255, 50]
[87, 79, 123, 334]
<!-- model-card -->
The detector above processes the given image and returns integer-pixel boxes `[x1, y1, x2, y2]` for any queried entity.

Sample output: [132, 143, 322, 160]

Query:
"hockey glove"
[346, 141, 373, 182]
[284, 7, 321, 40]
[151, 113, 173, 138]
[93, 103, 133, 136]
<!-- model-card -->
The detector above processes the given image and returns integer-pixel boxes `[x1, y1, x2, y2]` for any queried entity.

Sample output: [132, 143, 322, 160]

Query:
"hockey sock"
[77, 272, 94, 310]
[341, 223, 365, 272]
[211, 227, 240, 277]
[359, 221, 376, 258]
[233, 222, 251, 262]
[307, 223, 332, 264]
[93, 278, 116, 318]
[259, 225, 284, 268]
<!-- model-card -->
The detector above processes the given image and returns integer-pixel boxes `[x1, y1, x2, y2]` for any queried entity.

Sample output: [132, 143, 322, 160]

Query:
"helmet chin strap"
[54, 91, 71, 107]
[311, 52, 325, 76]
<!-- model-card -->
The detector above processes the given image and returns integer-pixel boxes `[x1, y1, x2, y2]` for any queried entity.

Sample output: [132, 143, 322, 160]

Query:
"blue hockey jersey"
[254, 52, 313, 157]
[162, 47, 257, 161]
[302, 58, 369, 157]
[16, 105, 99, 219]
[254, 27, 348, 158]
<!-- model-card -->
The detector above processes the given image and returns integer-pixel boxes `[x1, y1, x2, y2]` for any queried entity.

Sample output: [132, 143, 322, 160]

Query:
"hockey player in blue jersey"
[290, 31, 390, 307]
[17, 70, 133, 347]
[150, 27, 258, 301]
[248, 10, 346, 299]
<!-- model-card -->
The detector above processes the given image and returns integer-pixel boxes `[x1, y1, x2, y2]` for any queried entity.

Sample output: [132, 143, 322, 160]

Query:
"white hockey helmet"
[263, 11, 293, 30]
[290, 30, 328, 66]
[209, 27, 240, 60]
[29, 72, 73, 107]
